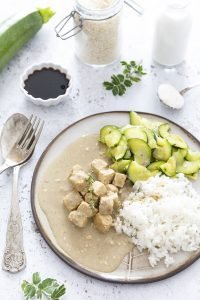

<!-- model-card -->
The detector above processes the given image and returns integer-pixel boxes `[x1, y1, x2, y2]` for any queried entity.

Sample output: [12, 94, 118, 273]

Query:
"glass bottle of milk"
[153, 0, 192, 67]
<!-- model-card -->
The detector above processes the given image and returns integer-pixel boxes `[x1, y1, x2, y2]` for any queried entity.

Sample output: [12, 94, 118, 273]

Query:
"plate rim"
[31, 111, 200, 283]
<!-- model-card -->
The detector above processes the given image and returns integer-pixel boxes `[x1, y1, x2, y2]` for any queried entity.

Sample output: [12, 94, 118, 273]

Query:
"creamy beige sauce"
[38, 134, 133, 273]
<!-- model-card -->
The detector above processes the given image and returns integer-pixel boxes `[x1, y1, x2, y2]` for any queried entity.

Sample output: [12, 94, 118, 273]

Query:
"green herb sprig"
[103, 60, 146, 96]
[21, 272, 66, 300]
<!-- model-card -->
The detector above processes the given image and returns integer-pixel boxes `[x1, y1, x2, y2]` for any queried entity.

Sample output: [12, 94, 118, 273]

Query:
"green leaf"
[118, 84, 126, 96]
[23, 284, 36, 300]
[32, 272, 41, 285]
[130, 60, 136, 67]
[51, 285, 66, 300]
[111, 75, 120, 85]
[112, 86, 119, 96]
[117, 74, 124, 82]
[123, 69, 130, 75]
[121, 61, 128, 66]
[22, 273, 66, 300]
[103, 81, 113, 90]
[132, 77, 141, 82]
[21, 280, 29, 291]
[102, 60, 146, 96]
[36, 289, 42, 299]
[124, 80, 132, 87]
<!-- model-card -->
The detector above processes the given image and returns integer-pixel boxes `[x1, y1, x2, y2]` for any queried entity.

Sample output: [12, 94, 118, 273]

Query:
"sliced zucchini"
[177, 160, 200, 175]
[111, 160, 131, 173]
[124, 127, 147, 141]
[167, 134, 187, 149]
[128, 161, 152, 183]
[186, 150, 200, 161]
[130, 111, 161, 130]
[153, 138, 172, 161]
[99, 125, 118, 143]
[130, 111, 141, 126]
[143, 127, 157, 149]
[128, 138, 151, 166]
[172, 148, 185, 167]
[186, 173, 199, 180]
[159, 123, 170, 138]
[124, 149, 132, 159]
[110, 136, 127, 160]
[180, 148, 188, 158]
[147, 161, 165, 171]
[120, 124, 134, 133]
[160, 157, 176, 177]
[104, 129, 121, 148]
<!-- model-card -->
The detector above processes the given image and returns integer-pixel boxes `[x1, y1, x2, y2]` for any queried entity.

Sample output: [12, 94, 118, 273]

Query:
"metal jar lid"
[55, 0, 143, 40]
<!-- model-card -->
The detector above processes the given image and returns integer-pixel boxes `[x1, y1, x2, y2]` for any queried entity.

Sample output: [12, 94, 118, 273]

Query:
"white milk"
[153, 1, 192, 67]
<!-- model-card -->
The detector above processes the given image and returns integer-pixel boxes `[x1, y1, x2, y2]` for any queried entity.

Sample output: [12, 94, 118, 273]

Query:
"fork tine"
[19, 115, 38, 149]
[25, 121, 44, 154]
[22, 117, 41, 150]
[16, 114, 33, 146]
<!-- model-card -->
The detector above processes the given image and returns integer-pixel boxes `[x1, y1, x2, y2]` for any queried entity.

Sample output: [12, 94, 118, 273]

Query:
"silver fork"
[2, 115, 44, 273]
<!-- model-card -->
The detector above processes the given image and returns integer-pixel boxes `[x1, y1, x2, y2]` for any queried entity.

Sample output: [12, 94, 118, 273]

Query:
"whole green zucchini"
[0, 7, 55, 71]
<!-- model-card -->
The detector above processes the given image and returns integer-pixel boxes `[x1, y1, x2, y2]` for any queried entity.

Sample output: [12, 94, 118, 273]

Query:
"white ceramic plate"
[31, 111, 200, 283]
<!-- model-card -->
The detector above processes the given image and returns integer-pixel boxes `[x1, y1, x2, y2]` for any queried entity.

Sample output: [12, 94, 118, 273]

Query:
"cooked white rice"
[115, 174, 200, 267]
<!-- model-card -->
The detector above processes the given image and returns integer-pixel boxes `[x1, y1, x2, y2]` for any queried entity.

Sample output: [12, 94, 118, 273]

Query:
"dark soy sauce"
[24, 68, 70, 100]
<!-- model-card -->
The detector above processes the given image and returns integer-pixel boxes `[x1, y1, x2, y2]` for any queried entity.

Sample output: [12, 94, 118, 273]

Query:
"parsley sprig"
[103, 60, 146, 96]
[21, 273, 66, 300]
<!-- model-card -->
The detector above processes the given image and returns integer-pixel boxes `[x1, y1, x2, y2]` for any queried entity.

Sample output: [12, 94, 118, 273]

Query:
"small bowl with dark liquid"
[20, 63, 72, 106]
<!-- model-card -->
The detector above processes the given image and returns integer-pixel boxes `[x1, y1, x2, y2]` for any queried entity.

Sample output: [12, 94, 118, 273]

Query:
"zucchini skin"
[0, 11, 43, 71]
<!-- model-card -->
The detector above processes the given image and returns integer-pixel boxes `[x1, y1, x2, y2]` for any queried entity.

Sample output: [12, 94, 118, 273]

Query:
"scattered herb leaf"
[21, 273, 66, 300]
[103, 60, 146, 96]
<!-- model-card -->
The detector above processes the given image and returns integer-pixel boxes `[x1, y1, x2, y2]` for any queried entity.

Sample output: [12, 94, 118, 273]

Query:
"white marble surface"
[0, 0, 200, 299]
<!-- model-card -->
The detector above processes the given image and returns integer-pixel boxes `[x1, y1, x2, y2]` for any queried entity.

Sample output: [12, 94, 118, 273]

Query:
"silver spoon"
[158, 82, 200, 109]
[0, 113, 44, 272]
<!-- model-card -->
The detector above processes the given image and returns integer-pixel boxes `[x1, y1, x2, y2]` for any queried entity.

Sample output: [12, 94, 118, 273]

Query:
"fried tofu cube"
[106, 184, 118, 193]
[94, 213, 112, 233]
[92, 181, 107, 197]
[98, 168, 115, 185]
[91, 159, 108, 174]
[99, 192, 118, 215]
[77, 201, 97, 217]
[63, 191, 83, 211]
[113, 172, 127, 188]
[68, 211, 88, 228]
[69, 170, 89, 195]
[85, 192, 99, 207]
[71, 164, 83, 174]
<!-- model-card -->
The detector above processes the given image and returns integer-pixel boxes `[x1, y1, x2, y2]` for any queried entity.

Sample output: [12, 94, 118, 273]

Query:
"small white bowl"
[20, 62, 72, 107]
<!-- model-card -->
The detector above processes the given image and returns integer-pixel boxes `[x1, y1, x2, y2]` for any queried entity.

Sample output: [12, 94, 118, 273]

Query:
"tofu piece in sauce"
[92, 181, 107, 197]
[71, 164, 83, 174]
[113, 172, 127, 188]
[91, 159, 108, 174]
[99, 192, 118, 215]
[69, 170, 89, 195]
[68, 211, 88, 228]
[94, 213, 113, 233]
[77, 201, 97, 218]
[63, 191, 83, 211]
[106, 184, 118, 193]
[98, 168, 115, 185]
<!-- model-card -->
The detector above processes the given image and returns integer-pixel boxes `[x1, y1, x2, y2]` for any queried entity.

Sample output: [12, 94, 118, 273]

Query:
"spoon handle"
[180, 82, 200, 95]
[2, 166, 26, 273]
[0, 162, 10, 174]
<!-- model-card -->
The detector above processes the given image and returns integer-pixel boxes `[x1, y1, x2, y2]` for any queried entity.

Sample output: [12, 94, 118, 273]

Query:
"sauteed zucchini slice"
[111, 160, 131, 173]
[153, 138, 172, 161]
[110, 136, 127, 160]
[128, 139, 151, 166]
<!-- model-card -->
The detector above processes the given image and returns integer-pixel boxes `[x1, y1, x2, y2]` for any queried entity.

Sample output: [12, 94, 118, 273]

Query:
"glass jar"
[56, 0, 124, 66]
[152, 0, 192, 67]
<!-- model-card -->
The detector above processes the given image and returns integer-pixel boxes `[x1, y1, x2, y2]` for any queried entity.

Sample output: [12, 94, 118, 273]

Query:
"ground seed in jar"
[74, 0, 123, 65]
